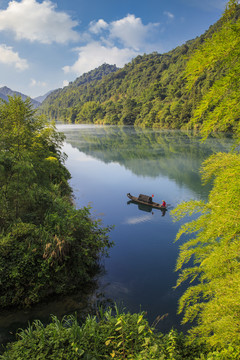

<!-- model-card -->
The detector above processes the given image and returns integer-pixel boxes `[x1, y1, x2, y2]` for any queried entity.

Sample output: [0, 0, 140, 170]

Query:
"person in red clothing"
[161, 200, 166, 207]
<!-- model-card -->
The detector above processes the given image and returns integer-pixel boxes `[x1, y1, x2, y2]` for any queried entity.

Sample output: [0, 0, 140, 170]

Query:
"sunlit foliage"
[185, 0, 240, 141]
[1, 308, 208, 359]
[0, 96, 112, 307]
[171, 0, 240, 352]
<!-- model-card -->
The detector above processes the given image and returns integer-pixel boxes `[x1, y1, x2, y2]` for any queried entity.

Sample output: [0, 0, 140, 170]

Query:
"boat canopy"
[138, 194, 152, 204]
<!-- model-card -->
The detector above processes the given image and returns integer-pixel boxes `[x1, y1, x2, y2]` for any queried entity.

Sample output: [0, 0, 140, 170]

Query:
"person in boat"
[161, 200, 166, 207]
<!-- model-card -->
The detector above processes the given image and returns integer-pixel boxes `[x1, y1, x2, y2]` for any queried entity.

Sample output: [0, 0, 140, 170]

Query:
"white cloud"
[0, 0, 79, 44]
[87, 15, 160, 50]
[0, 44, 28, 70]
[62, 80, 69, 87]
[124, 214, 152, 225]
[30, 78, 47, 87]
[89, 19, 108, 34]
[110, 14, 159, 50]
[63, 14, 162, 76]
[164, 11, 175, 20]
[63, 42, 137, 76]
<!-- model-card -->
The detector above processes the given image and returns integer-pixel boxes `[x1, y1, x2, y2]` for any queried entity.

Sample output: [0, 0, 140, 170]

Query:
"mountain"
[0, 86, 41, 108]
[34, 90, 54, 103]
[41, 63, 118, 104]
[0, 91, 8, 102]
[40, 63, 119, 119]
[40, 6, 240, 128]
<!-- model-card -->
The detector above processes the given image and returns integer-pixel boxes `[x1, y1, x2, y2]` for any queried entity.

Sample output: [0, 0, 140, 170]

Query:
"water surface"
[0, 125, 233, 345]
[58, 125, 232, 331]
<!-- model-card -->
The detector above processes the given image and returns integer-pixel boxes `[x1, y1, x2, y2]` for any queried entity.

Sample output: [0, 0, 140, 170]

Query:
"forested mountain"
[40, 63, 118, 122]
[40, 6, 240, 128]
[0, 86, 41, 108]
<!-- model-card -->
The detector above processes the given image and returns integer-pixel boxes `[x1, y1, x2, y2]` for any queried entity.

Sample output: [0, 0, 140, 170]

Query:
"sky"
[0, 0, 227, 98]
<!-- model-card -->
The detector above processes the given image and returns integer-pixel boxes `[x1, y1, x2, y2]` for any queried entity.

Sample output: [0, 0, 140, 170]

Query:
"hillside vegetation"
[40, 5, 240, 129]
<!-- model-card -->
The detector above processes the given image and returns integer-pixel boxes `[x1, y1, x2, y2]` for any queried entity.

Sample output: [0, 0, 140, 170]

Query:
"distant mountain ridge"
[0, 86, 41, 108]
[34, 90, 54, 103]
[0, 90, 8, 102]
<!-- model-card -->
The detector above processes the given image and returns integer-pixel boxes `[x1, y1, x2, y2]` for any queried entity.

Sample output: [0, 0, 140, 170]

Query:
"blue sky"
[0, 0, 227, 98]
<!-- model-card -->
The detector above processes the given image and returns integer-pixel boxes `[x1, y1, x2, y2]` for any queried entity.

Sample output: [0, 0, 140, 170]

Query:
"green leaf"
[138, 325, 145, 334]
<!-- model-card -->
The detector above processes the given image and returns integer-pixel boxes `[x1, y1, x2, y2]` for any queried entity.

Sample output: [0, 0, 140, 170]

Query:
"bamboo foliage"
[185, 1, 240, 141]
[172, 152, 240, 347]
[171, 2, 240, 347]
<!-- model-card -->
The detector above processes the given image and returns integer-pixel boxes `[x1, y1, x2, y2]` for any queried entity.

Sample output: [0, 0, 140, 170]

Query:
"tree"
[0, 96, 112, 308]
[172, 153, 240, 348]
[0, 96, 69, 226]
[171, 1, 240, 352]
[76, 101, 102, 123]
[185, 0, 240, 141]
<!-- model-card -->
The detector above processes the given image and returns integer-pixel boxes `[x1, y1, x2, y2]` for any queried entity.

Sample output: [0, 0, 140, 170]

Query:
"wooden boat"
[127, 193, 167, 210]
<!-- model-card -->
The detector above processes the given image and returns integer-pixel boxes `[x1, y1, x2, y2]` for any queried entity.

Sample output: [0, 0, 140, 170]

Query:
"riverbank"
[0, 308, 208, 359]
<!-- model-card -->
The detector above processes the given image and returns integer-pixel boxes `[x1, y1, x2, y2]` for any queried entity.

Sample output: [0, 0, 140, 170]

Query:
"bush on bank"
[0, 309, 210, 360]
[2, 308, 240, 359]
[0, 96, 112, 308]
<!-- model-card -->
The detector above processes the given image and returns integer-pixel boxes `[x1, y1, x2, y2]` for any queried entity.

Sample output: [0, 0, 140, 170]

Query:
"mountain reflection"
[59, 125, 232, 196]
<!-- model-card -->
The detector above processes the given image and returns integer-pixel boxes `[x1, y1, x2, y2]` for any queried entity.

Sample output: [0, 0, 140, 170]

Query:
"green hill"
[40, 6, 240, 129]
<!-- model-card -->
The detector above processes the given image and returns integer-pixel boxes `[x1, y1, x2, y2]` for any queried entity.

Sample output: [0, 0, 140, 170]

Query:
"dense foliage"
[1, 308, 210, 360]
[171, 0, 240, 354]
[2, 1, 240, 358]
[0, 96, 112, 307]
[185, 0, 240, 140]
[172, 154, 240, 347]
[40, 6, 240, 129]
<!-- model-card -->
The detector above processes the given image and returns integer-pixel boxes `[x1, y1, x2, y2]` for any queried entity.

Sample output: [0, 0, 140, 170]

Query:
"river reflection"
[0, 125, 233, 346]
[0, 268, 114, 348]
[57, 125, 232, 332]
[59, 124, 232, 200]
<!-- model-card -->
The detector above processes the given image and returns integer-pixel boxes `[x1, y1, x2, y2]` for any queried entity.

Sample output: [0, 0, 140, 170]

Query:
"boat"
[127, 193, 167, 211]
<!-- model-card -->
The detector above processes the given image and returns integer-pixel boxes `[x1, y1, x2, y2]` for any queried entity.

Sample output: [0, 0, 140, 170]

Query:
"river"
[0, 125, 233, 345]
